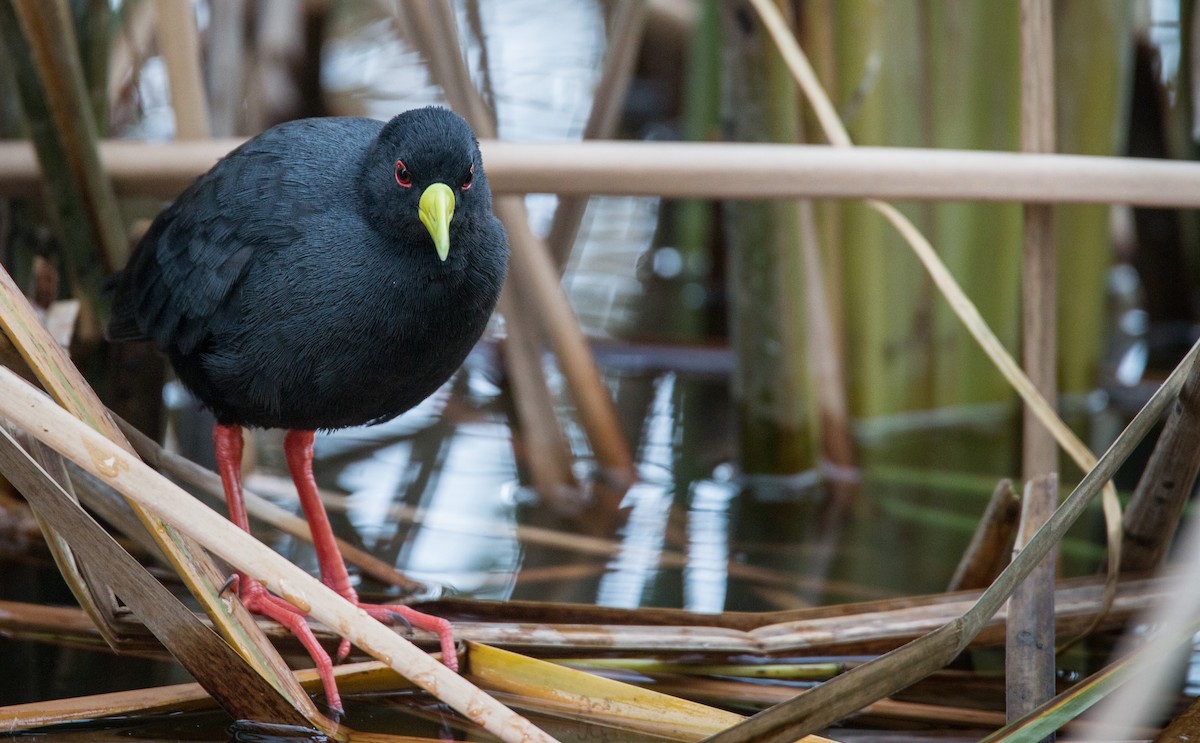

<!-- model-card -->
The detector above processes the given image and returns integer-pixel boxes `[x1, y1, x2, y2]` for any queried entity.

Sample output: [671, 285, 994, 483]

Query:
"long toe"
[360, 603, 458, 672]
[239, 578, 344, 714]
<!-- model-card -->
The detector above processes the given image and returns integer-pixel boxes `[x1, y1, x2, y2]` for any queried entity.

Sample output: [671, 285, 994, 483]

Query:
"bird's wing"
[107, 141, 299, 355]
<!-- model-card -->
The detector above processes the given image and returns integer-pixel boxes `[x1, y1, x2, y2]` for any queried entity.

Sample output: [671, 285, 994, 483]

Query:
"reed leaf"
[560, 658, 847, 681]
[465, 642, 836, 742]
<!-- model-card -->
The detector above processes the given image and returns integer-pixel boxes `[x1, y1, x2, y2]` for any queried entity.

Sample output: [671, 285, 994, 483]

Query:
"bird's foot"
[336, 601, 458, 671]
[225, 575, 458, 713]
[226, 574, 343, 715]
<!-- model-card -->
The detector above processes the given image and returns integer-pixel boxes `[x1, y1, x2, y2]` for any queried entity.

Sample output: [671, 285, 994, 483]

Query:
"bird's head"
[362, 107, 488, 262]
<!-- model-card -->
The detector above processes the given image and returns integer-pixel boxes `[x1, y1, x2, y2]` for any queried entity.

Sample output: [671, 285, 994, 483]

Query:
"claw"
[219, 573, 240, 598]
[384, 609, 414, 635]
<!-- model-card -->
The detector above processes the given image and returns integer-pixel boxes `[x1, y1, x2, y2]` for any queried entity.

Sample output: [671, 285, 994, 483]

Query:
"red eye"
[394, 160, 412, 188]
[461, 164, 474, 191]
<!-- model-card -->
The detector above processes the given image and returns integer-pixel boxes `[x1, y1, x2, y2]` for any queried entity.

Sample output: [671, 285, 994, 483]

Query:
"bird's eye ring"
[394, 160, 413, 188]
[461, 164, 474, 191]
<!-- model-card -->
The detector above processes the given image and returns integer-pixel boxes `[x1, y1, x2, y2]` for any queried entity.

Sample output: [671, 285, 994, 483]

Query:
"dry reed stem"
[496, 289, 582, 503]
[152, 0, 210, 139]
[1006, 474, 1058, 720]
[1119, 340, 1200, 572]
[798, 200, 855, 472]
[106, 0, 155, 107]
[6, 139, 1200, 205]
[0, 367, 559, 743]
[545, 0, 648, 268]
[1018, 0, 1058, 482]
[0, 573, 1169, 665]
[0, 660, 411, 732]
[947, 479, 1021, 592]
[1012, 0, 1058, 724]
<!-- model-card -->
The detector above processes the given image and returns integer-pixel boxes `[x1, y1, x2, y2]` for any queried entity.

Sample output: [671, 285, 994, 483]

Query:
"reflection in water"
[597, 373, 676, 608]
[686, 478, 736, 613]
[393, 419, 521, 596]
[596, 479, 672, 609]
[322, 365, 523, 600]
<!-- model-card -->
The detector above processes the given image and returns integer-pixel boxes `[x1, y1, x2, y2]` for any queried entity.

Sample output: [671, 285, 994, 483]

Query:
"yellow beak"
[418, 183, 455, 261]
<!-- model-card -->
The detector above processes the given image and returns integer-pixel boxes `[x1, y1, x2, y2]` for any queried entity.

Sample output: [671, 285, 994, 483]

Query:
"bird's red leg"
[213, 424, 343, 713]
[283, 430, 458, 670]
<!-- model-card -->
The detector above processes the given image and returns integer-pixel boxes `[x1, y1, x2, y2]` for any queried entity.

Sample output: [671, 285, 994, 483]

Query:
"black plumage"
[108, 106, 508, 431]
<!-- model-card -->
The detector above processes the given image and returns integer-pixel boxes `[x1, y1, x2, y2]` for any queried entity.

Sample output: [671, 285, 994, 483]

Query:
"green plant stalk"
[723, 0, 814, 474]
[644, 0, 719, 341]
[928, 0, 1022, 409]
[831, 1, 931, 419]
[1054, 0, 1134, 393]
[673, 0, 720, 258]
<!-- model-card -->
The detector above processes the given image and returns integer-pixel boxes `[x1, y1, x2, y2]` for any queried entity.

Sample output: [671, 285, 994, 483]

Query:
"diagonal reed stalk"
[0, 364, 560, 743]
[544, 0, 648, 270]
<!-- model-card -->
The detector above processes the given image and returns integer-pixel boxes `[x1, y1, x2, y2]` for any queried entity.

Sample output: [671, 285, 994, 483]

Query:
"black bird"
[107, 106, 509, 711]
